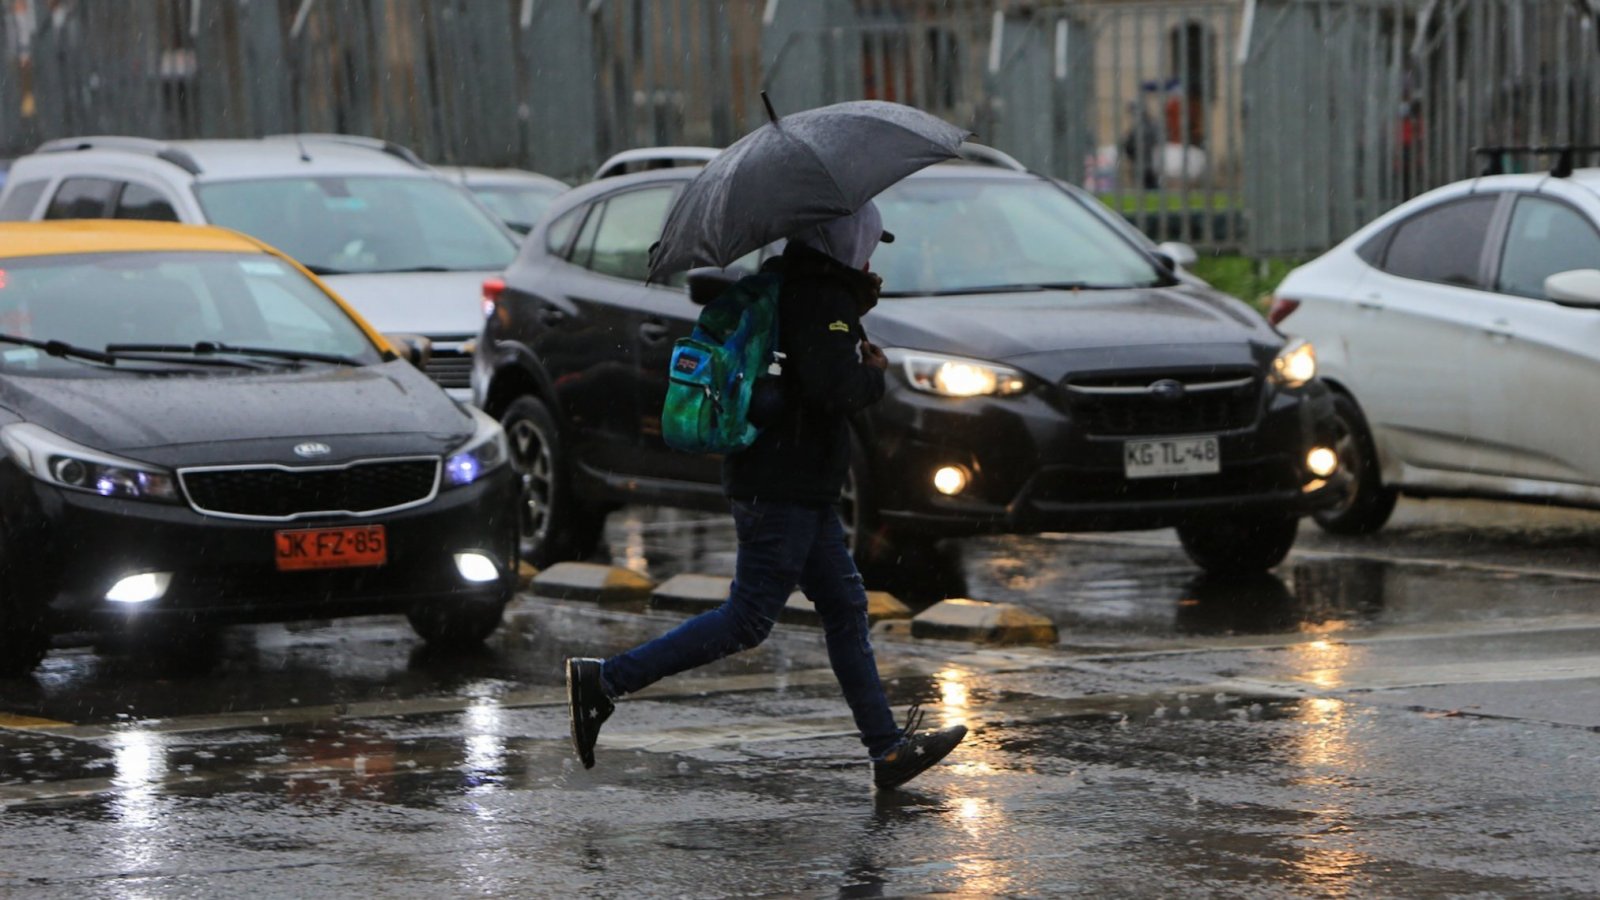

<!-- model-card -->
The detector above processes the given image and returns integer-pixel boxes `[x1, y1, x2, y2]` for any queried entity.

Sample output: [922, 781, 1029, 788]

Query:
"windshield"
[871, 177, 1165, 295]
[195, 176, 518, 274]
[471, 184, 563, 230]
[0, 251, 383, 374]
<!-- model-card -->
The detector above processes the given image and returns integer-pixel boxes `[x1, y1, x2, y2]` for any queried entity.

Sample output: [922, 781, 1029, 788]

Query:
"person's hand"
[861, 340, 888, 371]
[857, 272, 883, 317]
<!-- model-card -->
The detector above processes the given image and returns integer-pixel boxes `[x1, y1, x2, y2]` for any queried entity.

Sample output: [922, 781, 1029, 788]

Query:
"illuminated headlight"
[887, 349, 1030, 398]
[1271, 339, 1317, 388]
[444, 407, 509, 488]
[454, 552, 501, 583]
[107, 572, 172, 604]
[0, 423, 179, 503]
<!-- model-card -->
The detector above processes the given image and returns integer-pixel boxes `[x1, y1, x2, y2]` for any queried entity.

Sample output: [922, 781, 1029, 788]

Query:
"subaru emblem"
[1149, 379, 1186, 401]
[293, 442, 332, 458]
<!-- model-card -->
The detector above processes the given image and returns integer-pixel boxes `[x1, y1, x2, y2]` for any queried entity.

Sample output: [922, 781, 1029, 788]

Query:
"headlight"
[886, 349, 1030, 398]
[1271, 339, 1317, 388]
[443, 407, 509, 488]
[0, 423, 180, 503]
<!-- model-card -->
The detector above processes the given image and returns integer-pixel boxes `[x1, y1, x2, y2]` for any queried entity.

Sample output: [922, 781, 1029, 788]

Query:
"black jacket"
[722, 242, 885, 506]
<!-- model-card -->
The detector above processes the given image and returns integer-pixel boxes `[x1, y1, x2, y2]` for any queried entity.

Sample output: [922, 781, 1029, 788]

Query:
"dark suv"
[473, 159, 1345, 576]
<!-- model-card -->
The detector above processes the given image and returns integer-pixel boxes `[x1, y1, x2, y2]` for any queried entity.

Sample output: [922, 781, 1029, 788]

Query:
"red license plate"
[275, 525, 387, 571]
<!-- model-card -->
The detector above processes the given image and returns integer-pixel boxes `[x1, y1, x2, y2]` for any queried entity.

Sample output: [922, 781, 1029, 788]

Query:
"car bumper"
[1, 464, 518, 633]
[866, 380, 1342, 536]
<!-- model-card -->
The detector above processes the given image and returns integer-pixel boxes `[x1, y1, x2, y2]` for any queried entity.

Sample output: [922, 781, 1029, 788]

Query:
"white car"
[442, 166, 568, 235]
[0, 134, 521, 399]
[1272, 158, 1600, 533]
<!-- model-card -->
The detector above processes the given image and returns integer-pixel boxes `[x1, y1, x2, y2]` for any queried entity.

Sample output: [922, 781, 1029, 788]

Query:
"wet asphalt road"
[5, 498, 1600, 897]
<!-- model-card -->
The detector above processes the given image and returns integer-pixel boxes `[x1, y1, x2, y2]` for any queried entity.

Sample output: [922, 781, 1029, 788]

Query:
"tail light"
[1267, 295, 1300, 327]
[481, 277, 506, 318]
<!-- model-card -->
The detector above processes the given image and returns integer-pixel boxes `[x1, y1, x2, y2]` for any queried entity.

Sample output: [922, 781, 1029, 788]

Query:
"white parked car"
[0, 134, 521, 399]
[1272, 158, 1600, 534]
[442, 166, 568, 235]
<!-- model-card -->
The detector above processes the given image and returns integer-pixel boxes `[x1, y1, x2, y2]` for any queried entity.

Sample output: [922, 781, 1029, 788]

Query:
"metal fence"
[3, 0, 1598, 256]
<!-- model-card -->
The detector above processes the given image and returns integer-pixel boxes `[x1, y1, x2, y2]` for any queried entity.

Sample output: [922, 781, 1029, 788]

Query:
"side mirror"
[385, 333, 433, 368]
[1156, 241, 1199, 269]
[505, 220, 533, 236]
[1151, 251, 1177, 272]
[686, 266, 749, 305]
[1544, 269, 1600, 308]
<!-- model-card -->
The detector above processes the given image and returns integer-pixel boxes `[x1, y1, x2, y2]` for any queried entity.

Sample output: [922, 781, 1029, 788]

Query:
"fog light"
[454, 552, 500, 583]
[933, 465, 969, 496]
[106, 572, 171, 604]
[1306, 446, 1338, 478]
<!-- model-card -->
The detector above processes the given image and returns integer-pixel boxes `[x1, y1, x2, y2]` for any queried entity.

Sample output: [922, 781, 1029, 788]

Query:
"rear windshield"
[196, 176, 518, 275]
[0, 251, 382, 373]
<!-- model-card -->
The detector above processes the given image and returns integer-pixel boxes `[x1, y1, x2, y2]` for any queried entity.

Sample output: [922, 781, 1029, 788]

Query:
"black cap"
[880, 230, 896, 243]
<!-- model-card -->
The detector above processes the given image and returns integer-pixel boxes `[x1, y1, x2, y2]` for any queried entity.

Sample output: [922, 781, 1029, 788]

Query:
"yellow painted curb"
[911, 598, 1059, 646]
[531, 562, 655, 605]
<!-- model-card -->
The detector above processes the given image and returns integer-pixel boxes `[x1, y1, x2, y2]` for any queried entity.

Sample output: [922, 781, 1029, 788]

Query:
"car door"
[1350, 193, 1504, 478]
[1474, 190, 1600, 486]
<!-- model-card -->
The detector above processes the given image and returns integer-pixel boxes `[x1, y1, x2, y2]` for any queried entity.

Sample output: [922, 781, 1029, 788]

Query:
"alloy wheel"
[506, 416, 555, 557]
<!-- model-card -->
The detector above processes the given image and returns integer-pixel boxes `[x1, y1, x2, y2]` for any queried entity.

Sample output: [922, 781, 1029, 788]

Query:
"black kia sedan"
[0, 222, 517, 675]
[472, 157, 1344, 578]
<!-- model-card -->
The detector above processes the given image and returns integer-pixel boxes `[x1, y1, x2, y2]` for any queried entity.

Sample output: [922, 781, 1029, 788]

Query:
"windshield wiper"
[372, 265, 462, 274]
[302, 264, 350, 276]
[105, 342, 366, 368]
[0, 333, 118, 365]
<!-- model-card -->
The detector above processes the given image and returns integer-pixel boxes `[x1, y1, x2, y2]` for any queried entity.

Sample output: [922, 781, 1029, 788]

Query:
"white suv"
[1273, 155, 1600, 534]
[0, 135, 521, 398]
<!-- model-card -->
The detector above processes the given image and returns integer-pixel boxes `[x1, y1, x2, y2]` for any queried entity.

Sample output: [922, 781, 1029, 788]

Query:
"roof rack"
[35, 135, 203, 175]
[263, 133, 429, 170]
[1473, 145, 1600, 178]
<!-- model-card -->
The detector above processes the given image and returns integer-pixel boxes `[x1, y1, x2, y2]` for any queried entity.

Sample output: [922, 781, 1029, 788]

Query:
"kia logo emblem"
[1148, 379, 1186, 401]
[293, 442, 332, 458]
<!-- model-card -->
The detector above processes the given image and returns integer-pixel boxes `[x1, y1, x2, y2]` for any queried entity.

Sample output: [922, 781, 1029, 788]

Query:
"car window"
[1497, 196, 1600, 300]
[871, 177, 1163, 295]
[114, 182, 180, 222]
[44, 177, 118, 219]
[545, 206, 583, 256]
[1380, 195, 1498, 288]
[0, 179, 49, 220]
[570, 202, 603, 268]
[195, 176, 517, 274]
[472, 184, 562, 230]
[0, 251, 382, 373]
[587, 187, 676, 282]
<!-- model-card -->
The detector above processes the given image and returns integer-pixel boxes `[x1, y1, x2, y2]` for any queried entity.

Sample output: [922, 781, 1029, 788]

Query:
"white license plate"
[1123, 436, 1220, 478]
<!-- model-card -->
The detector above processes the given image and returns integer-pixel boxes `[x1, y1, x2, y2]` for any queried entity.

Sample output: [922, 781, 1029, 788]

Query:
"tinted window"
[587, 187, 675, 281]
[44, 178, 118, 219]
[195, 176, 517, 274]
[0, 179, 49, 220]
[570, 203, 602, 268]
[1381, 196, 1498, 287]
[114, 182, 180, 222]
[1497, 196, 1600, 300]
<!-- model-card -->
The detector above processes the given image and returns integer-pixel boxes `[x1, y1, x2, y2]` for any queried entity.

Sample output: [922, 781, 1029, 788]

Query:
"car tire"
[1176, 512, 1298, 576]
[407, 601, 506, 648]
[500, 395, 607, 569]
[1312, 392, 1398, 535]
[0, 541, 50, 677]
[840, 430, 939, 584]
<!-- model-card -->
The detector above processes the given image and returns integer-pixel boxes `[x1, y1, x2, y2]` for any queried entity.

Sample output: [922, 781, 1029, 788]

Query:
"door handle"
[639, 321, 671, 343]
[1483, 318, 1514, 342]
[1356, 293, 1385, 311]
[539, 307, 566, 326]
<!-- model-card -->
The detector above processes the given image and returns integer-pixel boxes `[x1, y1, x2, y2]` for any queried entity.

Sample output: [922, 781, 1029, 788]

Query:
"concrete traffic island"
[649, 573, 912, 626]
[530, 562, 656, 606]
[911, 598, 1059, 646]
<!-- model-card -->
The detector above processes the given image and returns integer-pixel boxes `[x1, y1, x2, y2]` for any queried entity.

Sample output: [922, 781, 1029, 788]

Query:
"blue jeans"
[602, 500, 902, 758]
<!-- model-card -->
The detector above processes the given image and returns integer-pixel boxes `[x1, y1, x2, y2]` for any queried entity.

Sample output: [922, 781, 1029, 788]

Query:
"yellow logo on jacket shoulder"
[828, 320, 850, 333]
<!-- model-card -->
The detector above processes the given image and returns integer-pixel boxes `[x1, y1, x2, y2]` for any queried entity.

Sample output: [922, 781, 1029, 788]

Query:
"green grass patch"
[1189, 255, 1302, 311]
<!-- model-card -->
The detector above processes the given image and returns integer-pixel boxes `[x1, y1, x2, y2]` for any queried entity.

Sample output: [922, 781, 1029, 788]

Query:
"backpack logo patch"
[828, 320, 850, 333]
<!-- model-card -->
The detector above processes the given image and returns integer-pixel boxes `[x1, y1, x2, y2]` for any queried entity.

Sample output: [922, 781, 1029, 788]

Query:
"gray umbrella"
[647, 98, 969, 280]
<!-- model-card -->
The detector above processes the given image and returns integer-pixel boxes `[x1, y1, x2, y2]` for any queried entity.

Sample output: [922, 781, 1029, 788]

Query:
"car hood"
[0, 361, 473, 466]
[323, 271, 496, 338]
[865, 285, 1277, 380]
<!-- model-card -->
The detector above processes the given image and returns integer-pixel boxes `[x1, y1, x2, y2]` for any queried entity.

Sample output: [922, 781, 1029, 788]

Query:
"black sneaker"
[566, 657, 614, 769]
[873, 704, 967, 790]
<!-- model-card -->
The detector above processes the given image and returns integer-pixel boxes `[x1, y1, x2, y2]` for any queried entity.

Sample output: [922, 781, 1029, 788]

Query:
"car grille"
[1063, 369, 1262, 437]
[424, 346, 473, 390]
[180, 459, 440, 520]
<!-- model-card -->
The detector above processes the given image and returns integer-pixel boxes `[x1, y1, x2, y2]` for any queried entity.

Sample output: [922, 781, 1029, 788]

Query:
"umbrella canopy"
[647, 100, 969, 280]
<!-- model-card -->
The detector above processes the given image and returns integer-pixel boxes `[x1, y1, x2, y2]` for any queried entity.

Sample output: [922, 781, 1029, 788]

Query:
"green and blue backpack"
[661, 272, 783, 454]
